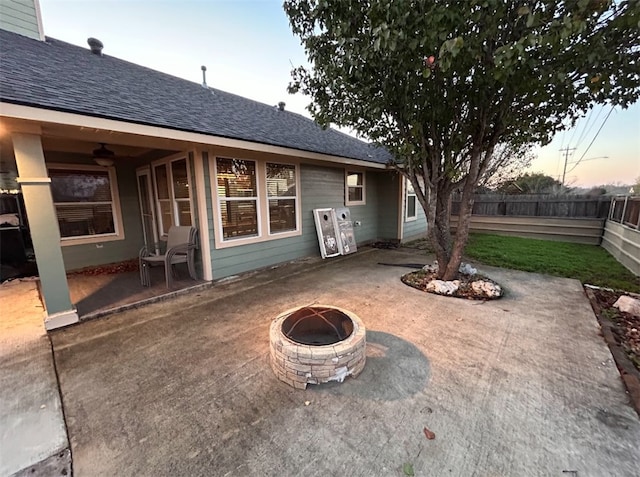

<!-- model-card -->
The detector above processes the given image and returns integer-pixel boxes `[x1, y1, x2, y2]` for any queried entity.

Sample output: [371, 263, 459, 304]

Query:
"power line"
[575, 105, 604, 152]
[571, 105, 615, 170]
[574, 106, 596, 149]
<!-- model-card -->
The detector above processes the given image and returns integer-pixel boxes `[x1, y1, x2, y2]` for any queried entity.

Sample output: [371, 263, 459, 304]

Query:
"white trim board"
[1, 102, 388, 170]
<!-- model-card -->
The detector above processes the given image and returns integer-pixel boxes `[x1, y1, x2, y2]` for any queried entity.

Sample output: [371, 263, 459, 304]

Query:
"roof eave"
[0, 101, 389, 169]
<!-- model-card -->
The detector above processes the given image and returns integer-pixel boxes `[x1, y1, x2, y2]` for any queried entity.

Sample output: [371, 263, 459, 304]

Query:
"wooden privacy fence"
[450, 194, 611, 218]
[450, 194, 611, 245]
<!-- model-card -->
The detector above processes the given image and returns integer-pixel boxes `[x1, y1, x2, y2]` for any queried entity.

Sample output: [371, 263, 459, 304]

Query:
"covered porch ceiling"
[0, 116, 185, 189]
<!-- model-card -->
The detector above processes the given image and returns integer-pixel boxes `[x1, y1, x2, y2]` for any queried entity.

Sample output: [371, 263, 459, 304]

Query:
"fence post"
[607, 197, 615, 220]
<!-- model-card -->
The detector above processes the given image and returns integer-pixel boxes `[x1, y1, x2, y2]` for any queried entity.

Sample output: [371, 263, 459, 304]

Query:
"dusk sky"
[39, 0, 639, 188]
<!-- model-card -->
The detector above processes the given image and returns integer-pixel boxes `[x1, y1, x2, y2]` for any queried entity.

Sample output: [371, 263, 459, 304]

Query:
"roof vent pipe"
[201, 65, 208, 88]
[277, 101, 286, 112]
[87, 37, 104, 56]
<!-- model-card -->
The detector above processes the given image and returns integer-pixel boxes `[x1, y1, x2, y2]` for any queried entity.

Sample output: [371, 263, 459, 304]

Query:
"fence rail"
[609, 196, 640, 229]
[451, 194, 611, 218]
[449, 215, 605, 245]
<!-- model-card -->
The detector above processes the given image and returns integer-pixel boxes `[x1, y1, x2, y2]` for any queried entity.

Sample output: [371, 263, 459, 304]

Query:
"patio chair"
[139, 226, 198, 288]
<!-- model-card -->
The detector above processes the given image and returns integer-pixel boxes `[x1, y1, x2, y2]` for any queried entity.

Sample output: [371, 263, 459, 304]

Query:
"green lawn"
[464, 233, 640, 293]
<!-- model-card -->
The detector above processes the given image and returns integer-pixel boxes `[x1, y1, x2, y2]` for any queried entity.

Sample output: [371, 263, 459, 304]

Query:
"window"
[153, 157, 193, 236]
[345, 170, 365, 205]
[49, 165, 123, 243]
[405, 178, 417, 221]
[266, 163, 297, 234]
[213, 156, 300, 247]
[172, 159, 192, 226]
[216, 157, 259, 240]
[154, 163, 171, 234]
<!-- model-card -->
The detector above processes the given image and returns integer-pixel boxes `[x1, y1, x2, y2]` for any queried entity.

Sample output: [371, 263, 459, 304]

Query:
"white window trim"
[216, 157, 262, 241]
[210, 155, 302, 249]
[48, 163, 125, 246]
[345, 169, 366, 206]
[266, 161, 301, 237]
[151, 153, 194, 237]
[405, 178, 417, 222]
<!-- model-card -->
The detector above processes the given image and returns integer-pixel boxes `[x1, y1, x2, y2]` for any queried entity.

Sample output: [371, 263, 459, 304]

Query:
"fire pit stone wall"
[269, 305, 366, 389]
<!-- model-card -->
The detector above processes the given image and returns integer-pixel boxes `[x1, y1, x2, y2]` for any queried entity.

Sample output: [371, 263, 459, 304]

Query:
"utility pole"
[559, 147, 576, 186]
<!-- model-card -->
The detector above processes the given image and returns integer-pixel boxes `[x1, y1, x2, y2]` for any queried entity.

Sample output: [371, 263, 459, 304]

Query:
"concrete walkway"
[50, 248, 640, 476]
[0, 279, 70, 477]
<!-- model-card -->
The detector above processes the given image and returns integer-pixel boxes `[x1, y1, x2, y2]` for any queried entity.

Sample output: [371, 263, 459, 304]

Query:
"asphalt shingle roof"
[0, 29, 391, 165]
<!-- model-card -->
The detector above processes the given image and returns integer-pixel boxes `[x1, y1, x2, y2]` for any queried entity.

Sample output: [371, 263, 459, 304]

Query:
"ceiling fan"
[92, 143, 116, 166]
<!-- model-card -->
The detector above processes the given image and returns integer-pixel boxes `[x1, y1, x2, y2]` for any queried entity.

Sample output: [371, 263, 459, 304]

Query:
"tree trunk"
[439, 150, 483, 280]
[429, 191, 452, 278]
[407, 148, 481, 281]
[442, 189, 473, 280]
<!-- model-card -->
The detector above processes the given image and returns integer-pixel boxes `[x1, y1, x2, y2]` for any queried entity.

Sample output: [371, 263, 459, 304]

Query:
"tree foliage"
[285, 0, 640, 279]
[479, 143, 536, 189]
[496, 172, 564, 194]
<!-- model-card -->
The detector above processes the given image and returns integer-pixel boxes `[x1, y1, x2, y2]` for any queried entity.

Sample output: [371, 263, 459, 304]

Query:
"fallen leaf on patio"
[402, 462, 415, 476]
[423, 426, 436, 440]
[304, 401, 311, 406]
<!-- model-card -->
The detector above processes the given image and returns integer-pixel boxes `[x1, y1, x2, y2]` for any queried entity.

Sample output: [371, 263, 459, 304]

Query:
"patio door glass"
[136, 168, 158, 251]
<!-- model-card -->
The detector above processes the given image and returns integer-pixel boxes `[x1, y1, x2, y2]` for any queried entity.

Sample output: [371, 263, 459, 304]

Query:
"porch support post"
[12, 132, 78, 330]
[193, 150, 213, 281]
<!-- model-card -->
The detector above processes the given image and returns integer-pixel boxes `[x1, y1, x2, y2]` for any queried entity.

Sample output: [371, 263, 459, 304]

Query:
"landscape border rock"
[585, 286, 640, 418]
[401, 270, 503, 300]
[614, 295, 640, 318]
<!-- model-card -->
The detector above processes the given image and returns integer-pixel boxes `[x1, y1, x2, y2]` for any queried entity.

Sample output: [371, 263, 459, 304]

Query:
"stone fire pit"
[269, 305, 366, 389]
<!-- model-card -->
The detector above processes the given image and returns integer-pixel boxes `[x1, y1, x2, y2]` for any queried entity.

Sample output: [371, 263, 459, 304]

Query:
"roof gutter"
[0, 102, 389, 170]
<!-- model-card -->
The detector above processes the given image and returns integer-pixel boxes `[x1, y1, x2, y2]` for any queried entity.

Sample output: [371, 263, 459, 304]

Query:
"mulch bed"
[585, 286, 640, 417]
[401, 270, 503, 300]
[68, 259, 139, 276]
[371, 241, 400, 249]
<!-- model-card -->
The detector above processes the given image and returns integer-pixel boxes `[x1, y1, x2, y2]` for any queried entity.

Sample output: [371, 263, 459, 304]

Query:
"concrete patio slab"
[50, 248, 640, 476]
[66, 264, 206, 319]
[0, 279, 70, 477]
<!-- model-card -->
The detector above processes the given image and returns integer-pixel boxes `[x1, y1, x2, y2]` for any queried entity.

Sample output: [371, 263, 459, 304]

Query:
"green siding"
[349, 171, 377, 242]
[299, 163, 344, 246]
[0, 0, 41, 40]
[209, 163, 342, 279]
[372, 171, 400, 240]
[403, 213, 427, 241]
[403, 198, 428, 241]
[209, 163, 400, 279]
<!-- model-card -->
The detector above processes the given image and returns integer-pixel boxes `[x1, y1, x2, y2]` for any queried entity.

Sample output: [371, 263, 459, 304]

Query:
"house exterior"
[0, 4, 426, 330]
